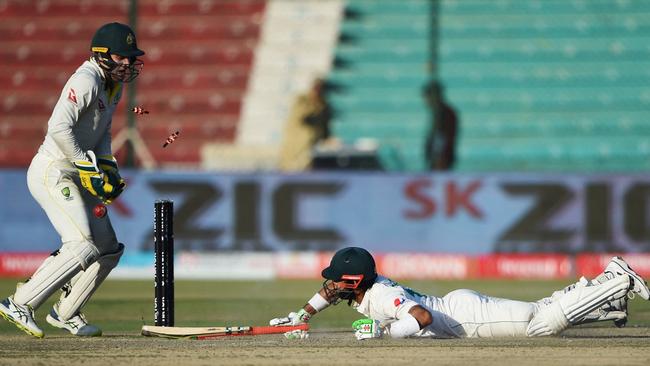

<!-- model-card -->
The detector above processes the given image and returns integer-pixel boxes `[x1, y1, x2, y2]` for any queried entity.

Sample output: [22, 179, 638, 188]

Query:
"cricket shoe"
[597, 257, 650, 301]
[611, 297, 628, 328]
[46, 304, 102, 337]
[0, 296, 44, 338]
[570, 292, 628, 327]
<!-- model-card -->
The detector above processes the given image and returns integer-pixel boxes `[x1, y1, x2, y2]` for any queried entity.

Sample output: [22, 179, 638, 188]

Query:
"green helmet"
[321, 247, 377, 304]
[91, 22, 145, 58]
[90, 22, 144, 83]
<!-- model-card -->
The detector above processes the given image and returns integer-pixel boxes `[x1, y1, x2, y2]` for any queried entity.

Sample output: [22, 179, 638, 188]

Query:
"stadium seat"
[0, 0, 265, 168]
[325, 0, 650, 172]
[327, 0, 430, 171]
[436, 0, 650, 172]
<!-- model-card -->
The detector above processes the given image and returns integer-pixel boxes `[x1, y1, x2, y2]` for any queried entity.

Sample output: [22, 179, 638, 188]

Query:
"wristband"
[307, 293, 330, 312]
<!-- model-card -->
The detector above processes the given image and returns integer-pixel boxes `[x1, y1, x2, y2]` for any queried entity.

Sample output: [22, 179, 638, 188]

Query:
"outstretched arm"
[269, 286, 333, 326]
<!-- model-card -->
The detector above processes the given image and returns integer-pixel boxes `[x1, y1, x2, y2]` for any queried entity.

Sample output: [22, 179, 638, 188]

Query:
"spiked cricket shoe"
[46, 304, 102, 337]
[605, 257, 650, 300]
[0, 296, 44, 338]
[611, 296, 629, 328]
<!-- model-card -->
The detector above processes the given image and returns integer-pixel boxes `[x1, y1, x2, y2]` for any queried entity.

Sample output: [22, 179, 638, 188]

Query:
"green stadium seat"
[329, 0, 649, 172]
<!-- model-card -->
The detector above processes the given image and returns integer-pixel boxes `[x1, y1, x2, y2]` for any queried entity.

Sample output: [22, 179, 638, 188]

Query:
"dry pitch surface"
[1, 327, 650, 365]
[1, 279, 649, 365]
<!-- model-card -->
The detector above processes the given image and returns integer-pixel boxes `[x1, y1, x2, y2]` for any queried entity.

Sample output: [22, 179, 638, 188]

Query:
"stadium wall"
[1, 170, 648, 255]
[1, 169, 648, 279]
[0, 170, 650, 255]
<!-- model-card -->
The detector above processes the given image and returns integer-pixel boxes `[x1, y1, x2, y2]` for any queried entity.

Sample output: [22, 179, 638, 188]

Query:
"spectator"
[423, 80, 458, 170]
[279, 78, 333, 171]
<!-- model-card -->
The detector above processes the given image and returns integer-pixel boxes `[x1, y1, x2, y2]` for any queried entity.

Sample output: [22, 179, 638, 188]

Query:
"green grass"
[1, 278, 649, 335]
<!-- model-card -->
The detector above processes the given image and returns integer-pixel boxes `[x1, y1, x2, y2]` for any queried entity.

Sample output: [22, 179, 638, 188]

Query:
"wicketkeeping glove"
[74, 151, 116, 203]
[97, 154, 126, 204]
[269, 309, 311, 326]
[352, 318, 383, 340]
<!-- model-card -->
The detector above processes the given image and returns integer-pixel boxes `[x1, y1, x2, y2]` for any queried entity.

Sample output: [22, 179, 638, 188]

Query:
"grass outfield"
[0, 278, 649, 365]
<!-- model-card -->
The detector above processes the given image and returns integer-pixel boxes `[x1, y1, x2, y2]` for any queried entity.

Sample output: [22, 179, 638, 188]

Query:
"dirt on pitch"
[1, 327, 649, 366]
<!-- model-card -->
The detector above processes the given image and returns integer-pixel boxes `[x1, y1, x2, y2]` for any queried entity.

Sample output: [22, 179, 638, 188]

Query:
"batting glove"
[74, 151, 116, 203]
[269, 309, 311, 326]
[97, 154, 126, 203]
[352, 318, 383, 340]
[284, 329, 309, 340]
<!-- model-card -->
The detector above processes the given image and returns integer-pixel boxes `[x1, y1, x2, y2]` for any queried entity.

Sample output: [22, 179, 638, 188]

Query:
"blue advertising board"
[1, 170, 648, 254]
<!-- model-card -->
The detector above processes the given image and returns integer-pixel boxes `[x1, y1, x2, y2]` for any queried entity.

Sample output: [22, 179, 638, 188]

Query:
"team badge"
[67, 88, 77, 104]
[126, 33, 134, 45]
[393, 297, 405, 307]
[61, 187, 73, 201]
[98, 99, 105, 111]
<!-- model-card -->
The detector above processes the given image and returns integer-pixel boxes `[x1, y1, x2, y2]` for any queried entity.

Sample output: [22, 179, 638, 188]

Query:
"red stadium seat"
[138, 0, 264, 17]
[0, 0, 264, 167]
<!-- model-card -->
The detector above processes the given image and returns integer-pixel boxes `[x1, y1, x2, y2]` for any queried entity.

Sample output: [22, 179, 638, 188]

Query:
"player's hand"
[74, 151, 115, 203]
[97, 154, 126, 203]
[284, 329, 309, 339]
[352, 318, 383, 340]
[269, 309, 311, 326]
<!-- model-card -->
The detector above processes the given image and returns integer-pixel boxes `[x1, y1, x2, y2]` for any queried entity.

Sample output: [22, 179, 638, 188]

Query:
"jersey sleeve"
[47, 71, 100, 162]
[376, 286, 420, 321]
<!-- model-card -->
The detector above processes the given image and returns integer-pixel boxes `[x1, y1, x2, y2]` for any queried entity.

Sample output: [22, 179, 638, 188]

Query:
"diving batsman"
[271, 247, 649, 339]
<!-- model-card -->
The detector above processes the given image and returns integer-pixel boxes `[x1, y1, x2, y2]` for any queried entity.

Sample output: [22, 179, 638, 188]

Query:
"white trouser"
[442, 289, 536, 338]
[14, 153, 120, 309]
[26, 153, 119, 255]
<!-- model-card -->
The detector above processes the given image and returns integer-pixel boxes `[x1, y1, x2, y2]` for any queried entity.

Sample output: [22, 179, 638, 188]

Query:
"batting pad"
[13, 249, 84, 309]
[562, 275, 629, 323]
[57, 244, 124, 320]
[527, 275, 629, 336]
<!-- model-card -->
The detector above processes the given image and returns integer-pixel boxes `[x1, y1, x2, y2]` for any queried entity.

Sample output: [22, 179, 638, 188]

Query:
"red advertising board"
[478, 254, 572, 279]
[576, 253, 650, 278]
[3, 251, 650, 280]
[0, 253, 49, 277]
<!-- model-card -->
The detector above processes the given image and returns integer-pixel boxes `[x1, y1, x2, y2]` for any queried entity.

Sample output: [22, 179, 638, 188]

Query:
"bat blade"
[141, 325, 250, 339]
[141, 323, 309, 339]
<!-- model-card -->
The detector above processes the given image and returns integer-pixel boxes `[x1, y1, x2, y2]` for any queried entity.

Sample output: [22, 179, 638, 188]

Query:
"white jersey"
[353, 276, 538, 338]
[39, 58, 121, 169]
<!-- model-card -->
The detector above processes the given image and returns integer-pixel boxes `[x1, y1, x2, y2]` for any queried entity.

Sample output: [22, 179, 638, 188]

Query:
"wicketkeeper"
[0, 22, 144, 338]
[271, 247, 649, 339]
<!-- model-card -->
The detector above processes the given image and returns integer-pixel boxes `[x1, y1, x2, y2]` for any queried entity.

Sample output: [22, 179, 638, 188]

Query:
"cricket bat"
[141, 323, 309, 339]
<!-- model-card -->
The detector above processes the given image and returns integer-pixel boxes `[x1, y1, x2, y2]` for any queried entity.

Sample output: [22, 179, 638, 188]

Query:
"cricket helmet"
[321, 247, 378, 304]
[90, 22, 144, 82]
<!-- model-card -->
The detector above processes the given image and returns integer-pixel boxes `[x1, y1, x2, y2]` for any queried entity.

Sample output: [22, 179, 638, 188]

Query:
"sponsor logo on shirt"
[393, 297, 405, 307]
[67, 89, 77, 105]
